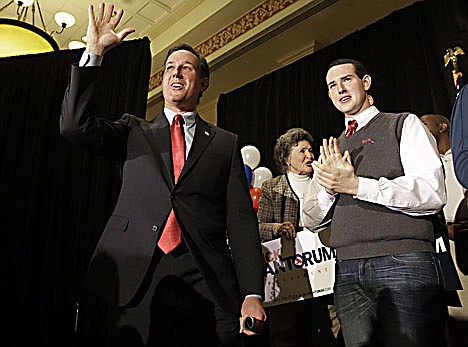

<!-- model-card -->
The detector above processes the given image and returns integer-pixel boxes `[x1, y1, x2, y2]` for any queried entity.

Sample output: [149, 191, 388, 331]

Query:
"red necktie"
[158, 114, 185, 254]
[345, 119, 358, 138]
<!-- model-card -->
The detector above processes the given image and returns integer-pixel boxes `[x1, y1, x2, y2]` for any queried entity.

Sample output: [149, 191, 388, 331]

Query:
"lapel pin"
[204, 131, 209, 136]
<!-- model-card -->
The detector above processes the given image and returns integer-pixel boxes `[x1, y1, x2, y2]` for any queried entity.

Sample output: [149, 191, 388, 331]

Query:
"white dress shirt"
[78, 51, 103, 67]
[163, 108, 197, 159]
[324, 106, 446, 216]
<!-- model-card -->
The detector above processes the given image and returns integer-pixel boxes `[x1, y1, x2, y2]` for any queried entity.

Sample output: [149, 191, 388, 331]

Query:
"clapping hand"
[312, 137, 359, 195]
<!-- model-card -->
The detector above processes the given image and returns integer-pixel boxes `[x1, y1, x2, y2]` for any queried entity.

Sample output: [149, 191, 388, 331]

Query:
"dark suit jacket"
[451, 84, 468, 188]
[60, 65, 264, 315]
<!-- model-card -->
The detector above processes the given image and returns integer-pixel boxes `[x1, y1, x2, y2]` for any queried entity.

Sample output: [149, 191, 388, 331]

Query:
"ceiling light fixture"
[0, 0, 76, 57]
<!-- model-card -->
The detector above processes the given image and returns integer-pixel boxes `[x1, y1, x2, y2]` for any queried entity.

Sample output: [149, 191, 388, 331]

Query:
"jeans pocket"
[388, 252, 441, 287]
[390, 252, 434, 264]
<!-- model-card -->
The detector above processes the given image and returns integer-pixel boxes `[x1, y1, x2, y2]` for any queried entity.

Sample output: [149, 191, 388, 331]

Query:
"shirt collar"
[441, 148, 452, 158]
[164, 107, 197, 128]
[344, 105, 379, 131]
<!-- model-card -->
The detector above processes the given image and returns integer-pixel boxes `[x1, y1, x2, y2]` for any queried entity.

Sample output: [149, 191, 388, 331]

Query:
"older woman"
[257, 128, 338, 347]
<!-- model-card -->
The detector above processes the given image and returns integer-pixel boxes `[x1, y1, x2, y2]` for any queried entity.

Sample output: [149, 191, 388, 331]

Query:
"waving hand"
[86, 3, 135, 56]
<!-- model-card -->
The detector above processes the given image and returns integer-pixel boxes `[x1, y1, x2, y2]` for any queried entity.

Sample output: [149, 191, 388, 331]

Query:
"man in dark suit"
[60, 3, 266, 347]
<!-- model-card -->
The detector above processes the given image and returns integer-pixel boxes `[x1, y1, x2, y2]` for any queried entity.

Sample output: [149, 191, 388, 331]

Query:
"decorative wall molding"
[148, 0, 299, 92]
[196, 0, 298, 57]
[149, 71, 163, 92]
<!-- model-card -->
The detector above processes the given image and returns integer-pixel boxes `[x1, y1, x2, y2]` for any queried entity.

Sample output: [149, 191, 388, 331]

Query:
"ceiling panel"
[113, 0, 148, 13]
[0, 0, 221, 49]
[156, 0, 183, 11]
[122, 14, 153, 36]
[139, 2, 170, 23]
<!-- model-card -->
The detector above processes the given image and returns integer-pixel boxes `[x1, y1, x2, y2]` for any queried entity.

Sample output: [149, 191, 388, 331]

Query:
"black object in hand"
[242, 316, 263, 333]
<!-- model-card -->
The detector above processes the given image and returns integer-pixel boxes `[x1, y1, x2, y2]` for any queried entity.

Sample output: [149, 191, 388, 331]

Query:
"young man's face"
[162, 50, 209, 113]
[326, 63, 371, 118]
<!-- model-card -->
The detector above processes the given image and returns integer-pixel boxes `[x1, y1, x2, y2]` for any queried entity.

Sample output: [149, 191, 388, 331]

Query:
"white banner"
[262, 229, 336, 307]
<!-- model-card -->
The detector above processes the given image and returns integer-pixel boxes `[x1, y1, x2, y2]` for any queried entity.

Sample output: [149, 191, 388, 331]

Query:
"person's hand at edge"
[239, 297, 267, 336]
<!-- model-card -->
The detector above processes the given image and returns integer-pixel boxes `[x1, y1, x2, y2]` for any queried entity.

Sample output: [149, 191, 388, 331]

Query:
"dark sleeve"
[225, 134, 264, 299]
[451, 84, 468, 188]
[59, 64, 130, 164]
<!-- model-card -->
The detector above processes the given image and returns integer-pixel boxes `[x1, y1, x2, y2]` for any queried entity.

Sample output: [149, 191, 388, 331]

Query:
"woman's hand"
[273, 221, 296, 239]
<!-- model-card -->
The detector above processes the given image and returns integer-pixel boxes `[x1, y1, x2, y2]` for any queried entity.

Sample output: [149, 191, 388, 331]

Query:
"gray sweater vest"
[331, 112, 434, 260]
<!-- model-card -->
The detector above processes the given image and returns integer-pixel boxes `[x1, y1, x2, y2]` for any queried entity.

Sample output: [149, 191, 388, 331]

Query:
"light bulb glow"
[54, 12, 75, 28]
[68, 41, 86, 50]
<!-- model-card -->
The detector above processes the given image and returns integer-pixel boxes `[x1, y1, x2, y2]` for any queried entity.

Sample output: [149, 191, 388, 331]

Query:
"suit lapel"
[146, 112, 174, 188]
[178, 116, 215, 183]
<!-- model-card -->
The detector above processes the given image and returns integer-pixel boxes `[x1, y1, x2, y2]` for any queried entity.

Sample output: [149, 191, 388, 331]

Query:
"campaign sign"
[262, 229, 335, 307]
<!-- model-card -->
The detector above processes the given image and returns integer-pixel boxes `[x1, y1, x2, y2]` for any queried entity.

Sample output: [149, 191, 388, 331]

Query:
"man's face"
[286, 140, 314, 176]
[162, 50, 208, 113]
[420, 115, 441, 139]
[326, 63, 371, 118]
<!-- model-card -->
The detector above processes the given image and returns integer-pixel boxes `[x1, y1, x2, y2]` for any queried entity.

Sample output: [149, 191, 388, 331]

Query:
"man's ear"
[362, 74, 372, 92]
[201, 77, 209, 92]
[440, 122, 449, 133]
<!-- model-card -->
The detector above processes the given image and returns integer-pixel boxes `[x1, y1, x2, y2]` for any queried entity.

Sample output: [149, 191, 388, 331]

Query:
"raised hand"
[312, 137, 359, 195]
[86, 3, 135, 56]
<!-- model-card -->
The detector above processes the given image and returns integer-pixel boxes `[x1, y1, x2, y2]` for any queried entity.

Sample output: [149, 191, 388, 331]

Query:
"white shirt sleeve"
[317, 187, 336, 214]
[356, 114, 446, 216]
[78, 52, 103, 67]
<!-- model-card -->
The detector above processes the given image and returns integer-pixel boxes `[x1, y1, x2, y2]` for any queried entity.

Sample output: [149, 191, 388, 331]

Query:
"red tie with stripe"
[345, 119, 358, 138]
[158, 114, 185, 254]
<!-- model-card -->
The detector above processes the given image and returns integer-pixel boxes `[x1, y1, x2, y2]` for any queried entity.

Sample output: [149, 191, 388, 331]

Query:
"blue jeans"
[334, 252, 447, 347]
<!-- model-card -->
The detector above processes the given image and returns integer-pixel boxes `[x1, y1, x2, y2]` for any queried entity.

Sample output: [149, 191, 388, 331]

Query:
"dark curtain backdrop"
[217, 0, 468, 175]
[0, 38, 151, 346]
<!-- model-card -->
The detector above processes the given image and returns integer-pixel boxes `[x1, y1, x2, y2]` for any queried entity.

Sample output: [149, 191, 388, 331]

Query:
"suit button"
[152, 225, 158, 232]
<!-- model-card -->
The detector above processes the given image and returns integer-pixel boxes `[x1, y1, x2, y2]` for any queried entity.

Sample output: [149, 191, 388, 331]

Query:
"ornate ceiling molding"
[196, 0, 297, 57]
[148, 0, 299, 92]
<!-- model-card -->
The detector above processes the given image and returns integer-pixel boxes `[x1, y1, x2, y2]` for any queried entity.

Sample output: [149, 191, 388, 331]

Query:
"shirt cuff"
[245, 294, 263, 300]
[317, 187, 336, 212]
[78, 52, 103, 67]
[356, 176, 379, 200]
